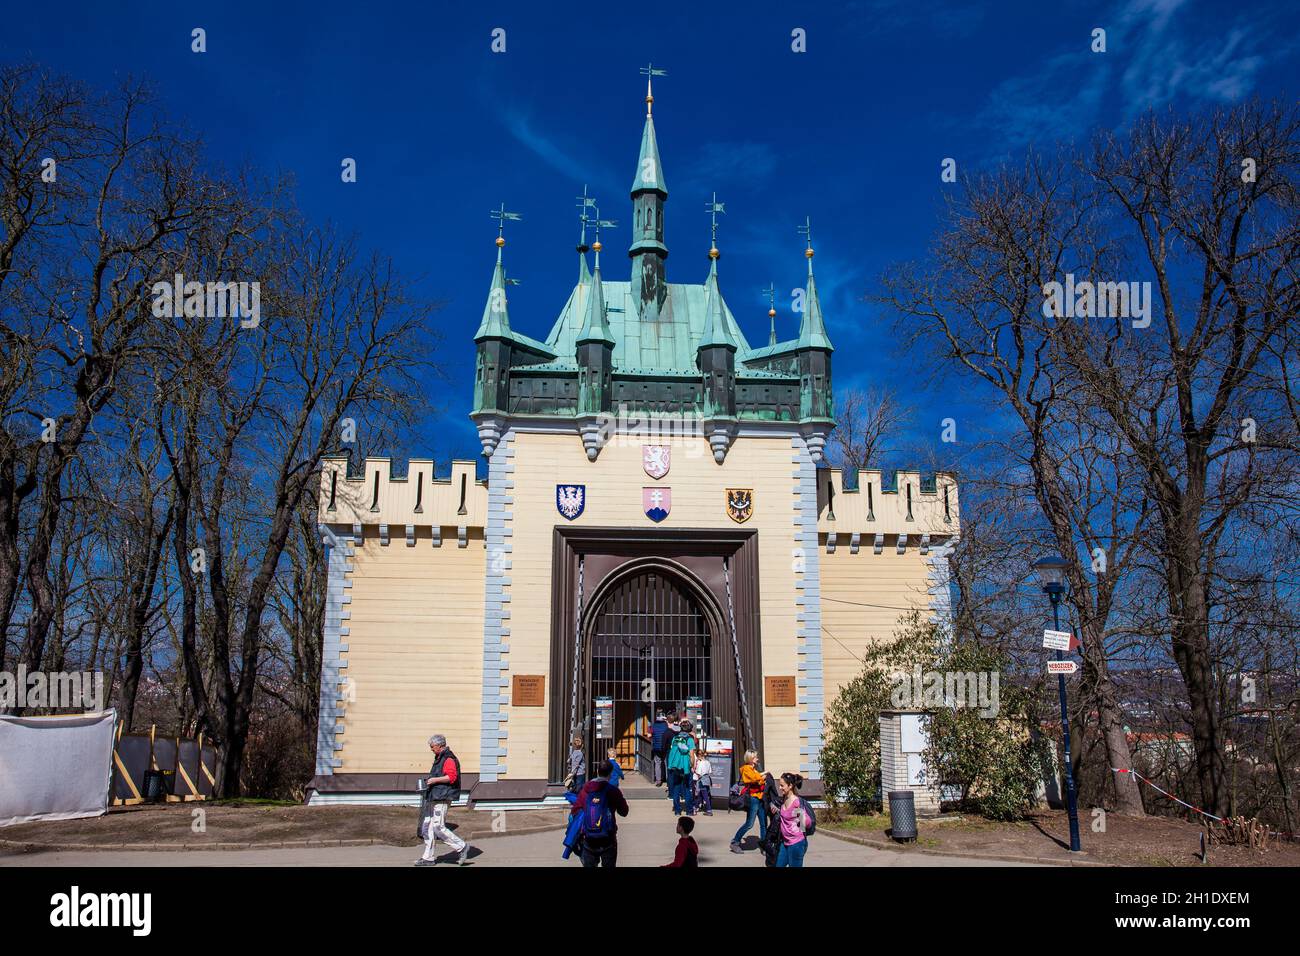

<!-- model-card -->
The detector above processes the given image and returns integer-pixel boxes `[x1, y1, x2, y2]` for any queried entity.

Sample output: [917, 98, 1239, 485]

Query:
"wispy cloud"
[500, 109, 619, 196]
[967, 0, 1287, 158]
[679, 141, 779, 197]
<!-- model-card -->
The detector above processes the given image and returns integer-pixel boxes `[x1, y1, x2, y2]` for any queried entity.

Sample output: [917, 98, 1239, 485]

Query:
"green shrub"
[822, 613, 1048, 822]
[820, 613, 932, 814]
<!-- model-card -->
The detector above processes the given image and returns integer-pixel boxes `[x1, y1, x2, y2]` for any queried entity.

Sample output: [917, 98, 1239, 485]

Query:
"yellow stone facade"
[312, 429, 958, 803]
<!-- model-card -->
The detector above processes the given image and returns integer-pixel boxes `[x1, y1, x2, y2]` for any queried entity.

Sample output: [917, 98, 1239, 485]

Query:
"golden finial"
[491, 203, 521, 257]
[592, 240, 602, 253]
[640, 63, 666, 117]
[706, 192, 725, 260]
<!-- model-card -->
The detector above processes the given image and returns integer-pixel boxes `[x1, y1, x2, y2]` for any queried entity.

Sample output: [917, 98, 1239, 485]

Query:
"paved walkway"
[2, 798, 1039, 867]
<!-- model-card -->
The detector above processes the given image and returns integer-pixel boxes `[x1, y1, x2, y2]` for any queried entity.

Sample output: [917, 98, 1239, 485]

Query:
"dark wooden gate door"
[585, 569, 712, 777]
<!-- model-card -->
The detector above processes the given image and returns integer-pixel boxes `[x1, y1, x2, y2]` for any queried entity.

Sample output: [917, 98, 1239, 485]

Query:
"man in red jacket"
[416, 734, 470, 866]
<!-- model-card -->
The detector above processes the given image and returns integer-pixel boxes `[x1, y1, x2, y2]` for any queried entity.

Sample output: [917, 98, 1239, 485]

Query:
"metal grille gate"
[585, 569, 712, 776]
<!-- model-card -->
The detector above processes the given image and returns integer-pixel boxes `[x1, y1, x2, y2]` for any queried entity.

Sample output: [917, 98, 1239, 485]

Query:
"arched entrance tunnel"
[549, 528, 764, 787]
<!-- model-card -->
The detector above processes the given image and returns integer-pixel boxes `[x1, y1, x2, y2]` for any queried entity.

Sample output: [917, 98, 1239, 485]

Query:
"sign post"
[1049, 611, 1082, 852]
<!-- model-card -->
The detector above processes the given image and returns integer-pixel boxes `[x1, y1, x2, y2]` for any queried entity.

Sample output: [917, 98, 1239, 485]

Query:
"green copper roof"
[473, 249, 512, 341]
[797, 256, 834, 351]
[575, 254, 615, 346]
[697, 258, 738, 351]
[540, 266, 752, 373]
[630, 112, 667, 197]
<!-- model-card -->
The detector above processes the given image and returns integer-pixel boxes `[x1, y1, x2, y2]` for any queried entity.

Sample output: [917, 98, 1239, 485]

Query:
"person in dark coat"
[649, 712, 671, 786]
[415, 734, 470, 866]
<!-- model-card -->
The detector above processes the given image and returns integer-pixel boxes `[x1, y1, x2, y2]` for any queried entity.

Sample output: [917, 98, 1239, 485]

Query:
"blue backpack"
[581, 783, 615, 840]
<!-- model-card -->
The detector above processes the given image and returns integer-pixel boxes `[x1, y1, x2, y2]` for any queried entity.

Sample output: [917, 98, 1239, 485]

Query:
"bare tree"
[829, 386, 910, 472]
[880, 152, 1148, 814]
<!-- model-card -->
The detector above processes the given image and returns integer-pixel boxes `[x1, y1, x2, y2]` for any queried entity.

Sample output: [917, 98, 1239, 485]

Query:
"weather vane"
[763, 282, 777, 344]
[640, 63, 667, 114]
[706, 192, 725, 247]
[491, 202, 522, 241]
[798, 216, 813, 251]
[576, 185, 596, 249]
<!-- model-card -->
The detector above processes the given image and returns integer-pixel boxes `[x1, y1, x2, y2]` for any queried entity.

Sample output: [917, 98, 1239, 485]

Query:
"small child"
[692, 751, 713, 815]
[662, 815, 699, 867]
[606, 747, 625, 788]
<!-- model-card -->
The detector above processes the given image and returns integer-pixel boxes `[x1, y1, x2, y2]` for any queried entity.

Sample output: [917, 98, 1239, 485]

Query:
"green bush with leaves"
[923, 641, 1050, 821]
[820, 613, 932, 814]
[821, 612, 1048, 822]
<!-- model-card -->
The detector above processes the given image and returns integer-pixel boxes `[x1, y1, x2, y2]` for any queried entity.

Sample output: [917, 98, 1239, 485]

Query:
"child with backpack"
[570, 760, 629, 867]
[774, 772, 816, 867]
[661, 815, 699, 867]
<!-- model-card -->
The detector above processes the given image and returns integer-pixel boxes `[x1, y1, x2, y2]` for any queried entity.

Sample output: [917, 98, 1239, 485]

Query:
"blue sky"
[4, 0, 1296, 472]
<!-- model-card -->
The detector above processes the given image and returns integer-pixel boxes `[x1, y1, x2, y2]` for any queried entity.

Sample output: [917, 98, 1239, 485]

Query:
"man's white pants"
[421, 802, 466, 861]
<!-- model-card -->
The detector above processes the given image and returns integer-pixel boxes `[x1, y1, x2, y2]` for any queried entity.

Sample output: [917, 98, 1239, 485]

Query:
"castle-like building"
[308, 75, 958, 806]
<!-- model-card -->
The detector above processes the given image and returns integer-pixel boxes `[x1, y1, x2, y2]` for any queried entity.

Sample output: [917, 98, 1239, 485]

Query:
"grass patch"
[823, 812, 891, 832]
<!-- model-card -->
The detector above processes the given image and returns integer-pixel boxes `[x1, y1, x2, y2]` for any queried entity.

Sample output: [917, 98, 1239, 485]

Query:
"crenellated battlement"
[817, 468, 958, 540]
[319, 457, 488, 531]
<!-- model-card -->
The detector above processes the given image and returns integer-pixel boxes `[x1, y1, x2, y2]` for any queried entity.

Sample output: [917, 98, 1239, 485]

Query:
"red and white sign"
[1047, 660, 1078, 675]
[1042, 629, 1073, 651]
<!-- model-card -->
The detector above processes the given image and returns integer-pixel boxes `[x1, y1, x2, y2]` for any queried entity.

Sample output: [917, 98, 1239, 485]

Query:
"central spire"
[630, 64, 669, 320]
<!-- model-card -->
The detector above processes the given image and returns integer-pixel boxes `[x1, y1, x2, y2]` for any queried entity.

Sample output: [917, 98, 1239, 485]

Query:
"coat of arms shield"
[643, 486, 671, 523]
[642, 445, 671, 479]
[726, 488, 753, 524]
[556, 484, 585, 521]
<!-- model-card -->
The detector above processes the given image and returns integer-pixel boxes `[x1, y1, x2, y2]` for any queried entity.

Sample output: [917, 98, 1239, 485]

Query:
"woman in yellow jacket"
[730, 750, 767, 852]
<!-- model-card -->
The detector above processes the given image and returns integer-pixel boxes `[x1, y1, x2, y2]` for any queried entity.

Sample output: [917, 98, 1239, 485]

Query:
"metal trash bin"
[888, 790, 917, 842]
[144, 770, 166, 802]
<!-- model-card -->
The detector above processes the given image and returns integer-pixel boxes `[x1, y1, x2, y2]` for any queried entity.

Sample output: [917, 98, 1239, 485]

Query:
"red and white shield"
[643, 486, 671, 522]
[642, 444, 671, 479]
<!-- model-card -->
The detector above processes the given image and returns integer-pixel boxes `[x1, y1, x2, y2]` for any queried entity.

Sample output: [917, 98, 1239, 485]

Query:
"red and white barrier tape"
[1111, 767, 1294, 840]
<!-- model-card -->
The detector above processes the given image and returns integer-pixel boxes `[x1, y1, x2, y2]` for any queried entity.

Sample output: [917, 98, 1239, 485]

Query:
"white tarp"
[0, 709, 116, 827]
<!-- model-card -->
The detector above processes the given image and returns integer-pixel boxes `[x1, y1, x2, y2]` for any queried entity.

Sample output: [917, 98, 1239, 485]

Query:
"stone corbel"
[472, 413, 506, 459]
[577, 414, 607, 462]
[704, 418, 738, 464]
[800, 422, 833, 465]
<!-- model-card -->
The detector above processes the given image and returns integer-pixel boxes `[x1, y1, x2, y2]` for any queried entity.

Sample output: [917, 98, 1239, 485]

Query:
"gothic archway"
[548, 527, 763, 785]
[577, 560, 720, 776]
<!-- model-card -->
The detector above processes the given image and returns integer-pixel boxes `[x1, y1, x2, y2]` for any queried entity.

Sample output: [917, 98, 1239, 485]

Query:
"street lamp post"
[1033, 555, 1082, 853]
